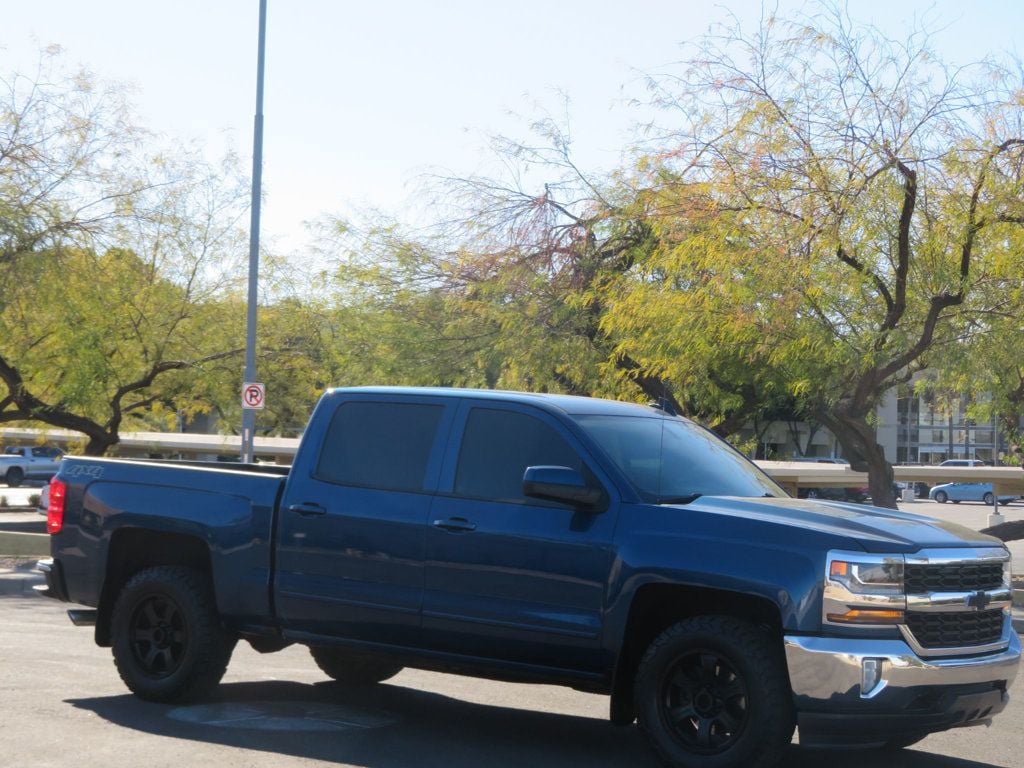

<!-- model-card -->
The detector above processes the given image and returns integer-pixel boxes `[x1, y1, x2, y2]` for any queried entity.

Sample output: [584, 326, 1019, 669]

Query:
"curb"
[0, 565, 44, 597]
[0, 531, 49, 557]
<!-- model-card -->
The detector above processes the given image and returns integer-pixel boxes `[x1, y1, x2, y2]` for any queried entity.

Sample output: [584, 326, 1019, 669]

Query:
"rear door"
[275, 393, 456, 646]
[27, 447, 60, 479]
[422, 400, 619, 673]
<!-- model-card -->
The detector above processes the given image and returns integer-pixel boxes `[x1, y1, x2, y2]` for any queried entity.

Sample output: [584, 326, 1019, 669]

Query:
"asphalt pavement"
[2, 493, 1023, 766]
[1, 594, 1022, 768]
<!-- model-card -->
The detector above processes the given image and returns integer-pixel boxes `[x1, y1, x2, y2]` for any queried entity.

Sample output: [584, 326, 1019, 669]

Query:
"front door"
[423, 401, 619, 673]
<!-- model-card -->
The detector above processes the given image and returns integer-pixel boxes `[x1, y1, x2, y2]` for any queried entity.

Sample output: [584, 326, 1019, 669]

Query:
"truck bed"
[51, 457, 288, 630]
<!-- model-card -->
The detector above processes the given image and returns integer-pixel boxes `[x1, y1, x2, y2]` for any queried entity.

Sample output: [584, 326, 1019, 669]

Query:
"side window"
[454, 408, 583, 503]
[32, 447, 48, 458]
[316, 402, 443, 492]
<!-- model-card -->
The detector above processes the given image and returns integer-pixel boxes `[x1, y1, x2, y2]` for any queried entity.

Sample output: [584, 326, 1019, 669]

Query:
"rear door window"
[316, 401, 444, 492]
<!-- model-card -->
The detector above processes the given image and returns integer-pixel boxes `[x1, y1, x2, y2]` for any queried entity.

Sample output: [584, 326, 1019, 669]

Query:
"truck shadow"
[67, 680, 1003, 768]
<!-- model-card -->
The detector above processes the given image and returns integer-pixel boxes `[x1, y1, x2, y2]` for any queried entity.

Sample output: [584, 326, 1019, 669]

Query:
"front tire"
[310, 646, 403, 685]
[111, 566, 235, 702]
[982, 492, 994, 506]
[934, 491, 948, 503]
[634, 616, 794, 768]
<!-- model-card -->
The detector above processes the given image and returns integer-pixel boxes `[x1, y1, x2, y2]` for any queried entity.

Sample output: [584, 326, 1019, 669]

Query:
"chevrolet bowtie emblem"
[965, 591, 991, 611]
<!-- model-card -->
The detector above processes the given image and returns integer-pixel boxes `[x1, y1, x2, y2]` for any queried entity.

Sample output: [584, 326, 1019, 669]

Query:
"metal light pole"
[241, 0, 268, 463]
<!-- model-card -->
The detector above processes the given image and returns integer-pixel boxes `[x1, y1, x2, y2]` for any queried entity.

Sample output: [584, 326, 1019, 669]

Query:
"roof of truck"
[329, 386, 671, 418]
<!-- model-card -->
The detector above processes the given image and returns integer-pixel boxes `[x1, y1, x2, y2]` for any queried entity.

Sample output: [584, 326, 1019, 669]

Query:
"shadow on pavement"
[68, 679, 1005, 768]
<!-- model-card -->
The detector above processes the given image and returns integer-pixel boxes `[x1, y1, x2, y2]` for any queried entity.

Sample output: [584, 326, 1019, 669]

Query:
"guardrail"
[1, 427, 298, 464]
[759, 461, 1024, 498]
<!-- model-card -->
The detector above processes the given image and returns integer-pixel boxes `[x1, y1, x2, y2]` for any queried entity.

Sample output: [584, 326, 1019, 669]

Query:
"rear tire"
[634, 616, 794, 768]
[982, 492, 994, 506]
[934, 491, 948, 503]
[111, 566, 235, 702]
[5, 467, 24, 488]
[310, 646, 403, 685]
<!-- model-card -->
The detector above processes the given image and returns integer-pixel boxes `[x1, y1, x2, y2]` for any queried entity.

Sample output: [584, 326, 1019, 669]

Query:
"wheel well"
[610, 584, 786, 725]
[95, 528, 213, 646]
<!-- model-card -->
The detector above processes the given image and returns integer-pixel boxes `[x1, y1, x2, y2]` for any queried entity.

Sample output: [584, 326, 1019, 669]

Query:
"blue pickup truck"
[38, 387, 1019, 768]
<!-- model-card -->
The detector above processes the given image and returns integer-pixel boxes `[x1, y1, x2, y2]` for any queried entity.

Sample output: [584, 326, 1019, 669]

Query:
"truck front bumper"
[784, 620, 1020, 748]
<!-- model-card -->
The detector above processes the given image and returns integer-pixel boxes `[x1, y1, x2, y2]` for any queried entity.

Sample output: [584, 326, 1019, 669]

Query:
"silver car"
[0, 446, 64, 487]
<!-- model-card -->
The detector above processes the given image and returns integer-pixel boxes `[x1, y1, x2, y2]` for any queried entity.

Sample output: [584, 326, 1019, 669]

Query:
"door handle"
[288, 502, 327, 517]
[432, 517, 477, 533]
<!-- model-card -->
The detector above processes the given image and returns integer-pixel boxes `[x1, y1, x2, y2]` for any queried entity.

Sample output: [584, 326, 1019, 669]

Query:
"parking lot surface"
[0, 592, 1020, 768]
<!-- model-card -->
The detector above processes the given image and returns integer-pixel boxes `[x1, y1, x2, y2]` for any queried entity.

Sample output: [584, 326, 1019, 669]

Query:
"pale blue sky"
[3, 1, 1020, 253]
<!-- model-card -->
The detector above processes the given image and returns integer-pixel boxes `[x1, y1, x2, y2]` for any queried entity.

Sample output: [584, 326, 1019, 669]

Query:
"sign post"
[241, 0, 268, 464]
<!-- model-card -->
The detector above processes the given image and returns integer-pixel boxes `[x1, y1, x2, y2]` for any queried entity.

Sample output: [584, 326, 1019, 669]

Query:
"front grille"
[905, 562, 1004, 594]
[905, 610, 1004, 649]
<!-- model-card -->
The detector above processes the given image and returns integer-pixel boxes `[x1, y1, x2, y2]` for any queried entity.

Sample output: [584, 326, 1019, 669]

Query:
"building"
[747, 385, 1017, 464]
[877, 387, 1009, 465]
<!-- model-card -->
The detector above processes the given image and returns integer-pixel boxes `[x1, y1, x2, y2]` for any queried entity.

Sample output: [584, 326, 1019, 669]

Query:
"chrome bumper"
[785, 620, 1019, 747]
[786, 619, 1020, 703]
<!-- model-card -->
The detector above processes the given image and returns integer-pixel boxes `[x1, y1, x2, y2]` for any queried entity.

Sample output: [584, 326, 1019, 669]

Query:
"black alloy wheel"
[128, 594, 187, 678]
[634, 616, 794, 768]
[111, 566, 234, 702]
[659, 650, 749, 754]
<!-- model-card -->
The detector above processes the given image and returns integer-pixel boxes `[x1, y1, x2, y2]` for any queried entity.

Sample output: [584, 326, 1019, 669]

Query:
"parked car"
[791, 457, 869, 503]
[0, 445, 63, 487]
[36, 483, 50, 515]
[896, 480, 931, 498]
[938, 459, 988, 467]
[928, 482, 1015, 505]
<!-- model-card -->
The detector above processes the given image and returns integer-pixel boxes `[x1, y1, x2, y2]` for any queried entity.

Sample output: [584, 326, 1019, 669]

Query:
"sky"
[2, 1, 1021, 255]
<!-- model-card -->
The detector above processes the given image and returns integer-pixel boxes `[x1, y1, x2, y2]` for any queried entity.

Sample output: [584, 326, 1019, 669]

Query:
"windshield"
[573, 414, 785, 503]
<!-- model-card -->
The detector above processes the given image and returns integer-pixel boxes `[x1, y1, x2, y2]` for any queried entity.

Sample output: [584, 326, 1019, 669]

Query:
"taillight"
[47, 478, 67, 535]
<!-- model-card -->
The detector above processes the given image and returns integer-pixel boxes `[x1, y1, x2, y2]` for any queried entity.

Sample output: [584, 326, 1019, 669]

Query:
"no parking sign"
[242, 382, 266, 410]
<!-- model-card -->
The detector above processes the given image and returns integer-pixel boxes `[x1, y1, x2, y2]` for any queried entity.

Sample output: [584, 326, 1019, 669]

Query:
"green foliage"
[0, 53, 249, 452]
[2, 9, 1022, 487]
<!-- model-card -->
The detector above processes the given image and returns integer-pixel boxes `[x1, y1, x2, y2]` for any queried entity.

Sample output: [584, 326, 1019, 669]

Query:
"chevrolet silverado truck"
[1, 445, 63, 487]
[37, 387, 1020, 768]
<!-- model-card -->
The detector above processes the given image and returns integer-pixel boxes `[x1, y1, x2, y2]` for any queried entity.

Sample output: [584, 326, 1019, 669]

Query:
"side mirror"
[522, 466, 604, 510]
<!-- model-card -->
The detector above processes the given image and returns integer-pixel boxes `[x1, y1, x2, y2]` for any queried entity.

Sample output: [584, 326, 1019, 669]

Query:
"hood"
[682, 496, 1003, 554]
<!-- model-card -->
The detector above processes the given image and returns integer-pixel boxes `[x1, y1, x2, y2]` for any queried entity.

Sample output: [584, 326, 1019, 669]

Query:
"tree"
[939, 230, 1024, 467]
[0, 55, 250, 453]
[621, 4, 1024, 506]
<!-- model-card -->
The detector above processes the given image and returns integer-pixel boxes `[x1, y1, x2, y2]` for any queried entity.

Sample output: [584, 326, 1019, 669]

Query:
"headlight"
[829, 558, 904, 595]
[1004, 556, 1012, 589]
[824, 552, 906, 626]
